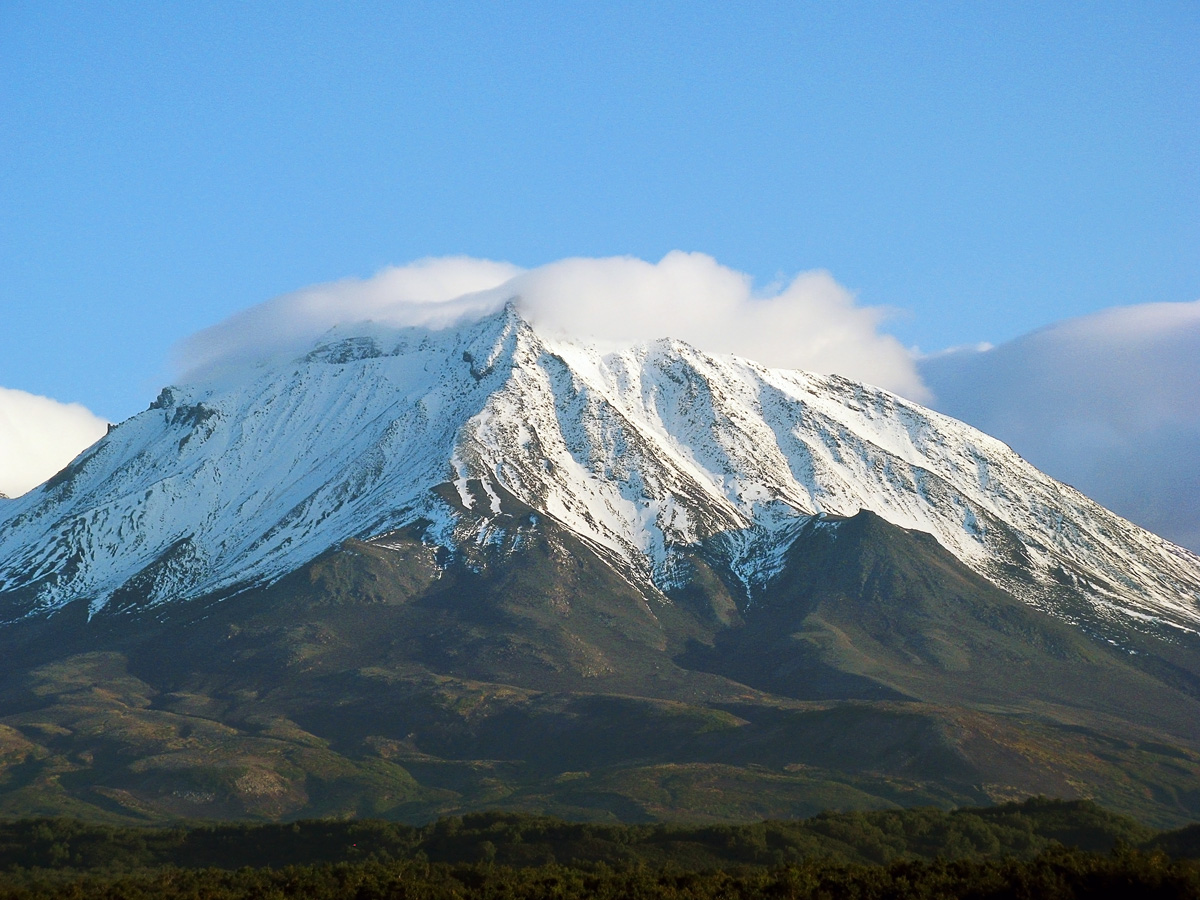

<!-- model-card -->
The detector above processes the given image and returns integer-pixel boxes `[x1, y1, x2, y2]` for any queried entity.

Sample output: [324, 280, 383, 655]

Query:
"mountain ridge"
[1, 305, 1197, 636]
[1, 306, 1200, 825]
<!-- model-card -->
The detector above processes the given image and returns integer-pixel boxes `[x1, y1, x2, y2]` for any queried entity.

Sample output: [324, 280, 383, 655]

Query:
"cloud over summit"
[177, 253, 926, 398]
[172, 255, 1200, 552]
[177, 257, 524, 376]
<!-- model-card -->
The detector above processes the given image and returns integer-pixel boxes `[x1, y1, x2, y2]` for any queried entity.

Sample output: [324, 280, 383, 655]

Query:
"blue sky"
[3, 2, 1196, 421]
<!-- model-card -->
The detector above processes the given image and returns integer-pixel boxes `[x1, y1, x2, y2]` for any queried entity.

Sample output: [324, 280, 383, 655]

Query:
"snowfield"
[2, 306, 1199, 632]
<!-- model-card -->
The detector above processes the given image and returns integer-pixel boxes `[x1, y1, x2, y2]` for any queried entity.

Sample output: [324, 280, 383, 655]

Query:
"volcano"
[0, 306, 1198, 825]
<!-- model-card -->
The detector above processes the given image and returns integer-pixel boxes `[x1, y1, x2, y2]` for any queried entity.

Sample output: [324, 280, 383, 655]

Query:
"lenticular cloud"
[176, 252, 926, 399]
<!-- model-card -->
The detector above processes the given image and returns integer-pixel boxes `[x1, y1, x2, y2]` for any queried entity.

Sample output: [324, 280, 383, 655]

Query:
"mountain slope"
[1, 508, 1199, 826]
[1, 307, 1200, 826]
[1, 306, 1197, 636]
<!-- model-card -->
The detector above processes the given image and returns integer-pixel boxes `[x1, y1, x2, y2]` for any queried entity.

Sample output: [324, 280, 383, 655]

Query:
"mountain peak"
[1, 313, 1198, 637]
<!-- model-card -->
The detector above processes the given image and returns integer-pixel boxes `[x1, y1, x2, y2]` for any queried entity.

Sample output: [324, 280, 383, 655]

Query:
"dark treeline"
[1, 848, 1200, 900]
[0, 798, 1196, 875]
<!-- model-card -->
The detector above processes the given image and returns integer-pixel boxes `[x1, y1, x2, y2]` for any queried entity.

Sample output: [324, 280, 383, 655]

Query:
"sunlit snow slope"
[1, 306, 1198, 633]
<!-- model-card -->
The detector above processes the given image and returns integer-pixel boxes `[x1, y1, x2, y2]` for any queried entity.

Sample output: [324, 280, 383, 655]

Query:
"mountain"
[3, 305, 1197, 632]
[0, 305, 1198, 826]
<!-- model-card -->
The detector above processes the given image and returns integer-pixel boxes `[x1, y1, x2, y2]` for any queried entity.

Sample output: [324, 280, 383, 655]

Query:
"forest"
[1, 798, 1199, 898]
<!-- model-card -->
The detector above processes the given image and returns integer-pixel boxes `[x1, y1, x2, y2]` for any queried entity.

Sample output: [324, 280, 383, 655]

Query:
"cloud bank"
[0, 388, 109, 498]
[920, 300, 1200, 552]
[177, 252, 926, 398]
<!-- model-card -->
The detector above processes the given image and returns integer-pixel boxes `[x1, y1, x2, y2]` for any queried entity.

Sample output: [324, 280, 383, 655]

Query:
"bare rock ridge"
[0, 304, 1197, 634]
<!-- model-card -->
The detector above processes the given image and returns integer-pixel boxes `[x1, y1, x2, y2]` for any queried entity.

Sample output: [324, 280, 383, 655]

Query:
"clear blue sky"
[2, 1, 1197, 421]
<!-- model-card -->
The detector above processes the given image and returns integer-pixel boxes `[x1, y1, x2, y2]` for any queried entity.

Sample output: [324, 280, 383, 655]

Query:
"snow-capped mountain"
[1, 305, 1198, 634]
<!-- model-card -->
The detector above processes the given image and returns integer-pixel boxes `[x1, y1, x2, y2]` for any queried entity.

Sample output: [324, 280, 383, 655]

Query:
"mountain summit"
[1, 306, 1199, 825]
[2, 305, 1197, 632]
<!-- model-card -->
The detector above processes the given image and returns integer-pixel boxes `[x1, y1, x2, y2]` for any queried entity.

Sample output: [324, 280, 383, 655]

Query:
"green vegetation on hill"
[2, 512, 1200, 828]
[3, 849, 1200, 900]
[0, 799, 1179, 874]
[1, 800, 1200, 899]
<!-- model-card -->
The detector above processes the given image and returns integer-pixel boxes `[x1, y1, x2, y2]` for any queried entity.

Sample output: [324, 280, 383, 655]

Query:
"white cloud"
[176, 252, 926, 399]
[919, 300, 1200, 552]
[510, 253, 927, 398]
[177, 256, 524, 376]
[0, 388, 109, 498]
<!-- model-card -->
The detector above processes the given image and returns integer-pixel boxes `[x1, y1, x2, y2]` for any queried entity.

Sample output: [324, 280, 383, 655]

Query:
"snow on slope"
[1, 306, 1198, 633]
